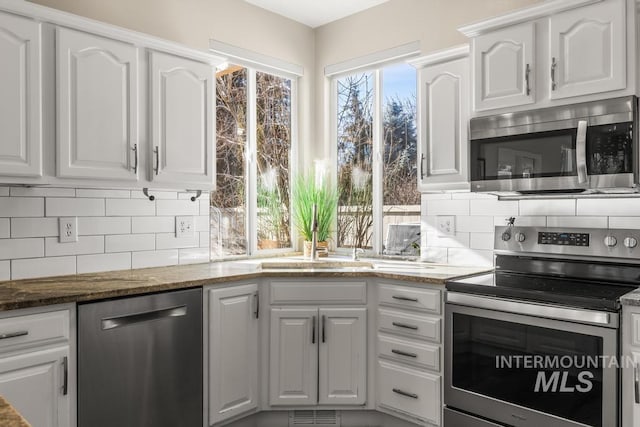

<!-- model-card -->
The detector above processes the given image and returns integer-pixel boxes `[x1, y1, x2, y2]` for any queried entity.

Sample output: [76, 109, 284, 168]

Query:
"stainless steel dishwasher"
[78, 288, 202, 427]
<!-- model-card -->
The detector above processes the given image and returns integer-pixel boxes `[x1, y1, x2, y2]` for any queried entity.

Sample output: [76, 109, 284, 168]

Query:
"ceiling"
[244, 0, 390, 28]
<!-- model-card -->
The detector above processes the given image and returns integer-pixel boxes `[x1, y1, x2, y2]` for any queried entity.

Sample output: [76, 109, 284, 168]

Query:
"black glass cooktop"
[446, 255, 640, 312]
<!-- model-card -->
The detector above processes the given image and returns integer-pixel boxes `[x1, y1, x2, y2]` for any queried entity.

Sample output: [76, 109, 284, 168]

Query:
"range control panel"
[538, 232, 590, 246]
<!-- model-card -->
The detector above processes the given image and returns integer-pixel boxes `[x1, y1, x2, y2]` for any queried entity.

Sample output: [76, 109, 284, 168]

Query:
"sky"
[383, 63, 416, 102]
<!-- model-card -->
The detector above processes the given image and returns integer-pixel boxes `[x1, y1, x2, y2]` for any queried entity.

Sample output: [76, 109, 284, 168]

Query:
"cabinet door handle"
[391, 349, 418, 358]
[392, 321, 418, 331]
[312, 315, 316, 344]
[576, 120, 588, 184]
[551, 57, 557, 91]
[253, 292, 259, 319]
[131, 144, 139, 174]
[101, 305, 186, 330]
[153, 147, 160, 175]
[322, 315, 326, 343]
[420, 154, 426, 180]
[525, 63, 531, 96]
[0, 330, 28, 340]
[635, 362, 640, 404]
[392, 295, 418, 302]
[62, 356, 68, 396]
[392, 388, 418, 399]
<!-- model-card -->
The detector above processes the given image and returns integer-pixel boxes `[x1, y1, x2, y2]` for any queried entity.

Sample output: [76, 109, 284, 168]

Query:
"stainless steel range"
[444, 224, 640, 427]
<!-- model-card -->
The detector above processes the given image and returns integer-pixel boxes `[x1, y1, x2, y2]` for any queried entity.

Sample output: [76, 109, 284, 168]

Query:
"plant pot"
[303, 240, 329, 258]
[258, 239, 280, 250]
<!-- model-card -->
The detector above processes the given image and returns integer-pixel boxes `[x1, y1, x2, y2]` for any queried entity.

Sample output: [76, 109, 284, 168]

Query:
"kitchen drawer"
[631, 313, 640, 347]
[0, 309, 70, 353]
[270, 281, 367, 305]
[378, 308, 441, 343]
[378, 284, 441, 314]
[378, 360, 441, 425]
[378, 333, 440, 372]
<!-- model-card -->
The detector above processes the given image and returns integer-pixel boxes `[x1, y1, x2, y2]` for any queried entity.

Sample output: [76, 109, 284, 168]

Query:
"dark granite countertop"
[0, 259, 491, 311]
[0, 396, 30, 427]
[621, 288, 640, 307]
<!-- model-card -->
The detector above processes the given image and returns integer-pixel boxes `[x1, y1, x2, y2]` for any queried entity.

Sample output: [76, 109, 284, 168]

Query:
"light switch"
[436, 215, 455, 236]
[176, 216, 195, 238]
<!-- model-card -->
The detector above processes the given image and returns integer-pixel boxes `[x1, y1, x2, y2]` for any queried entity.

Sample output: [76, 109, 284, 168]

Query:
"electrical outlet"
[176, 216, 195, 238]
[436, 215, 455, 236]
[59, 217, 78, 243]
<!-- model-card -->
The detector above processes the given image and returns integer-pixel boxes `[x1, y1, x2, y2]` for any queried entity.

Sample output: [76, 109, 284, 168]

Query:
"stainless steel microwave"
[470, 96, 638, 194]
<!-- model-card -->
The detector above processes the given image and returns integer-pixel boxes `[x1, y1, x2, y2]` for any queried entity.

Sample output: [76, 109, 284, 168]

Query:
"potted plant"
[292, 173, 338, 257]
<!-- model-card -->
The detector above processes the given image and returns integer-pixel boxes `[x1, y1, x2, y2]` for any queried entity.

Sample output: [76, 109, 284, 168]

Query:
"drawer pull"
[392, 295, 418, 302]
[635, 362, 640, 404]
[392, 321, 418, 331]
[391, 349, 417, 358]
[0, 330, 28, 340]
[62, 356, 68, 396]
[312, 316, 316, 344]
[392, 388, 418, 399]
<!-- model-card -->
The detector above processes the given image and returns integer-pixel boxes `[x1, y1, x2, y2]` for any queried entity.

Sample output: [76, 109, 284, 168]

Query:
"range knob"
[624, 237, 638, 249]
[604, 235, 618, 248]
[515, 232, 526, 243]
[501, 232, 511, 242]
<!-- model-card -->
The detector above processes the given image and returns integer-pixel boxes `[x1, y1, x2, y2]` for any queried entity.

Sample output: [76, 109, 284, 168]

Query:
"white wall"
[0, 187, 210, 280]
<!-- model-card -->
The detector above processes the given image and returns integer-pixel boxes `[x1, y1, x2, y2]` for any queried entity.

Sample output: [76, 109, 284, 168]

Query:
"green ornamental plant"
[292, 173, 338, 243]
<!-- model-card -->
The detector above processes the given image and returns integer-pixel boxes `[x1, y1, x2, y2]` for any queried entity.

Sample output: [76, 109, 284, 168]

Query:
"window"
[335, 63, 418, 255]
[213, 65, 295, 258]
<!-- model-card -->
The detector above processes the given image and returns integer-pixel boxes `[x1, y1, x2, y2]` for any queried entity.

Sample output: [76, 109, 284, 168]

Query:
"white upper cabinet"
[0, 11, 42, 179]
[411, 46, 470, 192]
[56, 27, 139, 181]
[149, 51, 215, 189]
[549, 0, 626, 99]
[473, 22, 535, 111]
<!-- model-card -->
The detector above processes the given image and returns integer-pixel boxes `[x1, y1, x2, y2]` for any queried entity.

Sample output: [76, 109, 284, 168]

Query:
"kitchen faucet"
[352, 247, 364, 261]
[310, 204, 318, 261]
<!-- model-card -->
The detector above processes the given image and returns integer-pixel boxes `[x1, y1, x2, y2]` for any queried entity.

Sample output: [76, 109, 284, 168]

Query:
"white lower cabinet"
[0, 305, 74, 427]
[208, 284, 260, 425]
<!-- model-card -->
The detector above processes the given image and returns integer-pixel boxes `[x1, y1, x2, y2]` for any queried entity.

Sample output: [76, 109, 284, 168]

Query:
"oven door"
[445, 295, 618, 427]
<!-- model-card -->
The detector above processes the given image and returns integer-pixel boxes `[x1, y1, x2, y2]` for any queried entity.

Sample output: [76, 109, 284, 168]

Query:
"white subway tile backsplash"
[0, 219, 8, 238]
[179, 248, 210, 264]
[519, 199, 575, 216]
[0, 261, 8, 280]
[200, 200, 209, 216]
[577, 198, 640, 216]
[456, 216, 494, 233]
[106, 199, 155, 216]
[424, 231, 470, 248]
[156, 200, 199, 216]
[45, 236, 104, 257]
[76, 189, 130, 198]
[11, 218, 58, 238]
[547, 216, 607, 228]
[195, 216, 210, 232]
[77, 253, 131, 274]
[609, 217, 640, 229]
[424, 199, 469, 216]
[78, 217, 131, 235]
[156, 233, 199, 250]
[131, 190, 177, 200]
[105, 234, 155, 253]
[10, 187, 75, 197]
[420, 247, 448, 264]
[132, 250, 179, 268]
[11, 256, 76, 280]
[494, 216, 546, 227]
[470, 199, 518, 216]
[47, 198, 104, 217]
[0, 187, 8, 196]
[448, 248, 493, 267]
[470, 232, 494, 250]
[131, 217, 174, 234]
[199, 232, 210, 248]
[0, 197, 44, 217]
[451, 192, 496, 200]
[0, 238, 44, 260]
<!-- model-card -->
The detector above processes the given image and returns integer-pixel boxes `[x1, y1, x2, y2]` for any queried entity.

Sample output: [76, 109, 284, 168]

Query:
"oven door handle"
[576, 120, 588, 184]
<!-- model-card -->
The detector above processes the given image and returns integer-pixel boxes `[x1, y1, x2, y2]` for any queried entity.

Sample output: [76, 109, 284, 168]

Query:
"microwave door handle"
[576, 120, 588, 184]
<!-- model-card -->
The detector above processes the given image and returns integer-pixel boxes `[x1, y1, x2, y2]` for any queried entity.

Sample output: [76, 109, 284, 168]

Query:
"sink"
[259, 260, 374, 270]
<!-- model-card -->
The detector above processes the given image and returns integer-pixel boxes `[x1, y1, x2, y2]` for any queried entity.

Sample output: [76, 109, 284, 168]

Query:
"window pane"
[256, 72, 292, 249]
[337, 73, 374, 249]
[382, 64, 419, 256]
[212, 66, 248, 257]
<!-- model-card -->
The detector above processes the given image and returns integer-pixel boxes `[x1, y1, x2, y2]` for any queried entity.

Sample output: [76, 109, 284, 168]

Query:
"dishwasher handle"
[101, 305, 187, 330]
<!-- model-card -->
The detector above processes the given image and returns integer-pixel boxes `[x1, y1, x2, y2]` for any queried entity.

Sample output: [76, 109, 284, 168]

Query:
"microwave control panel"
[538, 232, 590, 247]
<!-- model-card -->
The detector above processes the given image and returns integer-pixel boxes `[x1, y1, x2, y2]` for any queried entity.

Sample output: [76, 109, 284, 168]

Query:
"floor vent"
[289, 410, 341, 426]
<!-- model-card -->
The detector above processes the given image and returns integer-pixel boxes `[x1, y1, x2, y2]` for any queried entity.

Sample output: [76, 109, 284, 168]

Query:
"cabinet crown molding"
[458, 0, 603, 37]
[408, 45, 469, 69]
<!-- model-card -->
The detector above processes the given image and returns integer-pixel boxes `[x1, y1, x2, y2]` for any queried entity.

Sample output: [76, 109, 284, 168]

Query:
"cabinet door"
[0, 347, 69, 427]
[318, 308, 366, 405]
[208, 284, 259, 425]
[622, 349, 640, 427]
[56, 27, 138, 181]
[473, 22, 535, 111]
[269, 308, 318, 405]
[419, 57, 469, 191]
[0, 12, 42, 178]
[149, 51, 214, 189]
[549, 0, 625, 99]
